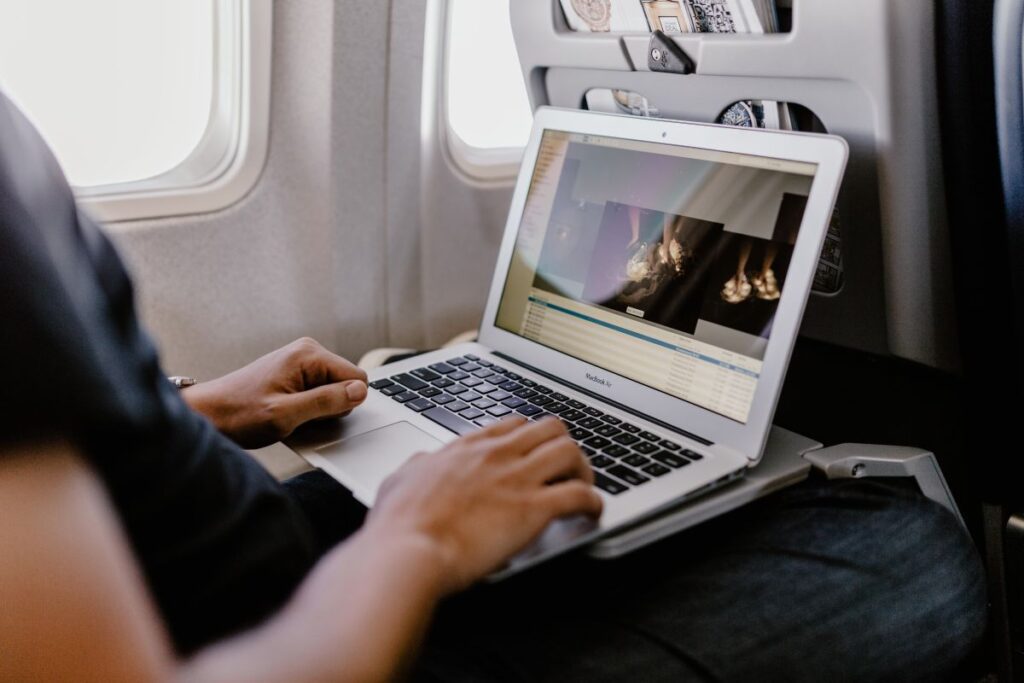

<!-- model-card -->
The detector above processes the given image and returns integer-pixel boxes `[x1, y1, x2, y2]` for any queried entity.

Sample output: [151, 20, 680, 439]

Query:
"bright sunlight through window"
[0, 1, 214, 188]
[446, 0, 533, 151]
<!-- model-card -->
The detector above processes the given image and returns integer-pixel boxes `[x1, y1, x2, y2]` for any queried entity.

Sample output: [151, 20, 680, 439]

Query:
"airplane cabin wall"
[106, 1, 512, 381]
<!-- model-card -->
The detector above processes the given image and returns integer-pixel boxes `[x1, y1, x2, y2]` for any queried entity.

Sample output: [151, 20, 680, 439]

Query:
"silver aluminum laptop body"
[288, 107, 848, 577]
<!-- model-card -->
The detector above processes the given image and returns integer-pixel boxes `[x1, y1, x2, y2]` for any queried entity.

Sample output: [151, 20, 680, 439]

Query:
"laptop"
[288, 106, 848, 577]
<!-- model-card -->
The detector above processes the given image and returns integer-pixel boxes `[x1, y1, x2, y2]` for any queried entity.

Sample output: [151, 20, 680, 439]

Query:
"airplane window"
[446, 0, 533, 152]
[0, 1, 214, 188]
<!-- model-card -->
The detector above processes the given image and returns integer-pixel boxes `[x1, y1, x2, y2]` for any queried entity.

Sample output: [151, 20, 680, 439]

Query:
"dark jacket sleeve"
[0, 92, 320, 653]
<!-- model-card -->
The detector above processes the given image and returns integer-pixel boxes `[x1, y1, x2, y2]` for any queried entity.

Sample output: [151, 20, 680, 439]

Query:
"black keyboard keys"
[407, 398, 435, 412]
[422, 406, 476, 436]
[652, 451, 690, 468]
[607, 465, 649, 486]
[381, 384, 405, 397]
[392, 390, 418, 403]
[411, 368, 441, 382]
[590, 455, 616, 469]
[594, 473, 628, 495]
[392, 374, 427, 391]
[643, 463, 671, 477]
[638, 430, 660, 442]
[369, 378, 394, 390]
[612, 433, 640, 446]
[634, 442, 658, 455]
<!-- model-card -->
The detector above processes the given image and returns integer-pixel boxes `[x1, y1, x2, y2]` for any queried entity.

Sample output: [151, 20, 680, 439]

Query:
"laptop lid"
[478, 107, 847, 463]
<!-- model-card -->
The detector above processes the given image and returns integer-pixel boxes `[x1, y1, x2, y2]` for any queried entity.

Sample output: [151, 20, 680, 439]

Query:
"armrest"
[804, 444, 965, 531]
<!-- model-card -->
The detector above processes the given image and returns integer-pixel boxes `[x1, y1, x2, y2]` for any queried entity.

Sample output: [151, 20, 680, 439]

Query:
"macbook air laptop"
[287, 106, 848, 577]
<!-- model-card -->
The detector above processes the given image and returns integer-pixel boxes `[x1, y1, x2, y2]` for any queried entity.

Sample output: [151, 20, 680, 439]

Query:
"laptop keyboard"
[368, 354, 705, 496]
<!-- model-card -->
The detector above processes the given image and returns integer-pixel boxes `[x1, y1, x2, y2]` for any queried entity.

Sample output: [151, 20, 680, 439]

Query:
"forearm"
[179, 527, 447, 683]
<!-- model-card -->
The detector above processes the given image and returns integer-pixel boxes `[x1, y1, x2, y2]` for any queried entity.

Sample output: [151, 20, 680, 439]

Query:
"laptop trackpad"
[315, 421, 443, 505]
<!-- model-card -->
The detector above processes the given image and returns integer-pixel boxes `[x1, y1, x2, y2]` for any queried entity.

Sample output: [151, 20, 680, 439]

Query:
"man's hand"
[364, 416, 603, 596]
[182, 338, 368, 449]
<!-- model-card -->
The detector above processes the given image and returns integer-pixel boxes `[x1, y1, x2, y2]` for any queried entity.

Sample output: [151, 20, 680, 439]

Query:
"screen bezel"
[478, 107, 848, 463]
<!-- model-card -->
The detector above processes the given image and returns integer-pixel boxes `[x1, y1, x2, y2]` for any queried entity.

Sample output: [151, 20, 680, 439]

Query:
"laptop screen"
[494, 129, 819, 424]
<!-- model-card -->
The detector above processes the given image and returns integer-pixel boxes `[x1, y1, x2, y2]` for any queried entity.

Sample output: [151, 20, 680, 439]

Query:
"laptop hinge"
[493, 351, 713, 447]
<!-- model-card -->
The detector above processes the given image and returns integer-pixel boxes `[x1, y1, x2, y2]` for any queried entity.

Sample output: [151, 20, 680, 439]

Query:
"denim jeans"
[398, 476, 986, 682]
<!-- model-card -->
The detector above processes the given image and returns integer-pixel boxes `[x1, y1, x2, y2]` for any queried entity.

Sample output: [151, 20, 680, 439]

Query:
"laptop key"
[407, 398, 435, 412]
[411, 368, 441, 382]
[520, 378, 537, 388]
[566, 399, 585, 410]
[429, 362, 457, 375]
[476, 359, 493, 367]
[460, 363, 481, 372]
[643, 463, 671, 477]
[490, 365, 508, 374]
[602, 415, 622, 426]
[474, 416, 498, 427]
[682, 449, 703, 461]
[620, 423, 641, 434]
[432, 378, 455, 388]
[607, 465, 649, 486]
[432, 394, 455, 405]
[464, 354, 480, 361]
[499, 380, 521, 392]
[475, 384, 497, 394]
[392, 374, 427, 391]
[591, 455, 616, 469]
[582, 446, 596, 457]
[487, 405, 513, 417]
[461, 408, 485, 421]
[369, 378, 394, 390]
[659, 439, 681, 451]
[546, 402, 569, 414]
[561, 409, 586, 422]
[513, 388, 538, 399]
[446, 401, 469, 413]
[603, 445, 630, 458]
[474, 398, 496, 410]
[595, 424, 621, 438]
[490, 390, 511, 402]
[422, 406, 476, 436]
[569, 428, 593, 441]
[447, 385, 469, 395]
[578, 417, 603, 430]
[517, 405, 543, 417]
[534, 385, 553, 394]
[634, 442, 658, 455]
[446, 357, 468, 366]
[461, 377, 484, 388]
[486, 375, 507, 385]
[639, 431, 660, 442]
[392, 391, 418, 403]
[551, 392, 569, 402]
[583, 436, 611, 450]
[530, 396, 554, 407]
[381, 384, 406, 397]
[623, 454, 652, 468]
[502, 397, 527, 409]
[459, 391, 481, 402]
[612, 433, 640, 446]
[652, 451, 690, 468]
[505, 372, 522, 380]
[583, 407, 603, 418]
[594, 473, 629, 495]
[449, 371, 470, 381]
[419, 387, 442, 398]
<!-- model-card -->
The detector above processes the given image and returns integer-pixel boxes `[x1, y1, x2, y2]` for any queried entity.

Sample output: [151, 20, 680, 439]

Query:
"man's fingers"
[293, 338, 368, 385]
[490, 417, 567, 456]
[459, 415, 527, 443]
[277, 379, 367, 429]
[520, 437, 593, 485]
[536, 481, 604, 520]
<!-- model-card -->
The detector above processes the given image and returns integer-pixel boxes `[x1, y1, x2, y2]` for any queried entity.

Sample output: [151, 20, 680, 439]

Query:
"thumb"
[280, 379, 368, 427]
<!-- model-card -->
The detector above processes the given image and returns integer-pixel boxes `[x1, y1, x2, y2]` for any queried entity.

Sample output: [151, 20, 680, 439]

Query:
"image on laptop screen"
[495, 130, 819, 424]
